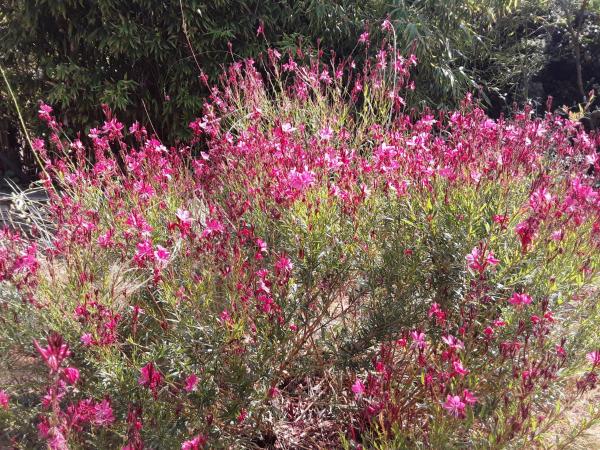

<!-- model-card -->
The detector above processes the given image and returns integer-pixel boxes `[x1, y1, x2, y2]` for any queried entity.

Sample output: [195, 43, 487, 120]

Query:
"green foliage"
[1, 0, 599, 175]
[0, 0, 387, 142]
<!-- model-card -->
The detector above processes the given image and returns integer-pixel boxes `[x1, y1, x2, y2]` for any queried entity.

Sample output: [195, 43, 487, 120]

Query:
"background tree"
[0, 0, 599, 179]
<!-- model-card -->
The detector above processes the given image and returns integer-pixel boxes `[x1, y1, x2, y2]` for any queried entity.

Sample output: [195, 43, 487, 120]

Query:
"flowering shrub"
[1, 32, 600, 449]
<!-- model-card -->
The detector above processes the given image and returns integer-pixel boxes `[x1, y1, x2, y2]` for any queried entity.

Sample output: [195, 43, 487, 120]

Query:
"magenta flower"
[63, 367, 80, 385]
[219, 309, 232, 324]
[319, 126, 334, 141]
[493, 214, 507, 224]
[515, 220, 535, 251]
[184, 373, 198, 392]
[428, 303, 446, 324]
[508, 292, 533, 307]
[274, 255, 293, 277]
[37, 103, 57, 128]
[352, 379, 365, 398]
[586, 351, 600, 366]
[268, 386, 280, 398]
[176, 209, 192, 227]
[381, 19, 393, 32]
[466, 246, 499, 273]
[0, 390, 9, 410]
[462, 389, 478, 405]
[255, 238, 268, 255]
[280, 123, 296, 134]
[181, 434, 207, 450]
[93, 399, 115, 426]
[453, 360, 470, 377]
[486, 252, 500, 266]
[443, 394, 466, 418]
[442, 335, 464, 352]
[153, 245, 170, 265]
[201, 218, 225, 238]
[138, 362, 163, 398]
[237, 408, 248, 423]
[287, 168, 315, 191]
[410, 330, 427, 350]
[34, 333, 71, 373]
[256, 20, 265, 37]
[466, 246, 482, 271]
[135, 239, 153, 263]
[80, 333, 93, 346]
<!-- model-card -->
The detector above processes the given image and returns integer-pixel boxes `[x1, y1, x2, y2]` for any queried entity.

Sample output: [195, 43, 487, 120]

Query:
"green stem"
[0, 63, 46, 173]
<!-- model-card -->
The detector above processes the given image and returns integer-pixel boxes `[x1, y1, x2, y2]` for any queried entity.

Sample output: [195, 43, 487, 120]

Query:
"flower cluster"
[1, 33, 599, 448]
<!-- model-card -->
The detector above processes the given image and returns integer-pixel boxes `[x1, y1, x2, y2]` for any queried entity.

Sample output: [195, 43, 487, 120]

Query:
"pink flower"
[268, 386, 280, 398]
[127, 212, 153, 236]
[466, 246, 499, 273]
[486, 252, 500, 266]
[47, 427, 68, 450]
[462, 389, 478, 405]
[515, 220, 535, 251]
[181, 434, 207, 450]
[34, 333, 71, 373]
[138, 362, 163, 398]
[91, 398, 115, 426]
[287, 168, 315, 191]
[466, 246, 482, 271]
[274, 255, 293, 277]
[352, 379, 365, 398]
[256, 238, 268, 255]
[202, 218, 225, 238]
[281, 123, 296, 134]
[442, 335, 464, 351]
[443, 394, 466, 418]
[453, 360, 470, 377]
[358, 31, 370, 44]
[63, 367, 80, 385]
[135, 239, 153, 263]
[80, 333, 93, 346]
[428, 303, 446, 324]
[493, 214, 508, 225]
[256, 20, 265, 37]
[586, 351, 600, 366]
[97, 229, 114, 248]
[185, 373, 198, 392]
[176, 209, 192, 226]
[219, 309, 232, 324]
[153, 245, 170, 265]
[381, 19, 393, 32]
[319, 126, 334, 141]
[508, 292, 533, 307]
[0, 390, 9, 410]
[410, 330, 427, 350]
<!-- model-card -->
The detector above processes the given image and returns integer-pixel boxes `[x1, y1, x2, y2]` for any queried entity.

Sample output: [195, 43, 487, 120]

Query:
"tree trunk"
[573, 41, 585, 100]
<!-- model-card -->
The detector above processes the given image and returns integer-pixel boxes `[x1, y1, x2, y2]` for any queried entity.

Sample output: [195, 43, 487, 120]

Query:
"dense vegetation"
[0, 38, 600, 448]
[1, 2, 600, 449]
[1, 0, 599, 178]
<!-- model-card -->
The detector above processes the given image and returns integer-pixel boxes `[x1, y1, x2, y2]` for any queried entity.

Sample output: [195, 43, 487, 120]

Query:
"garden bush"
[1, 29, 600, 449]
